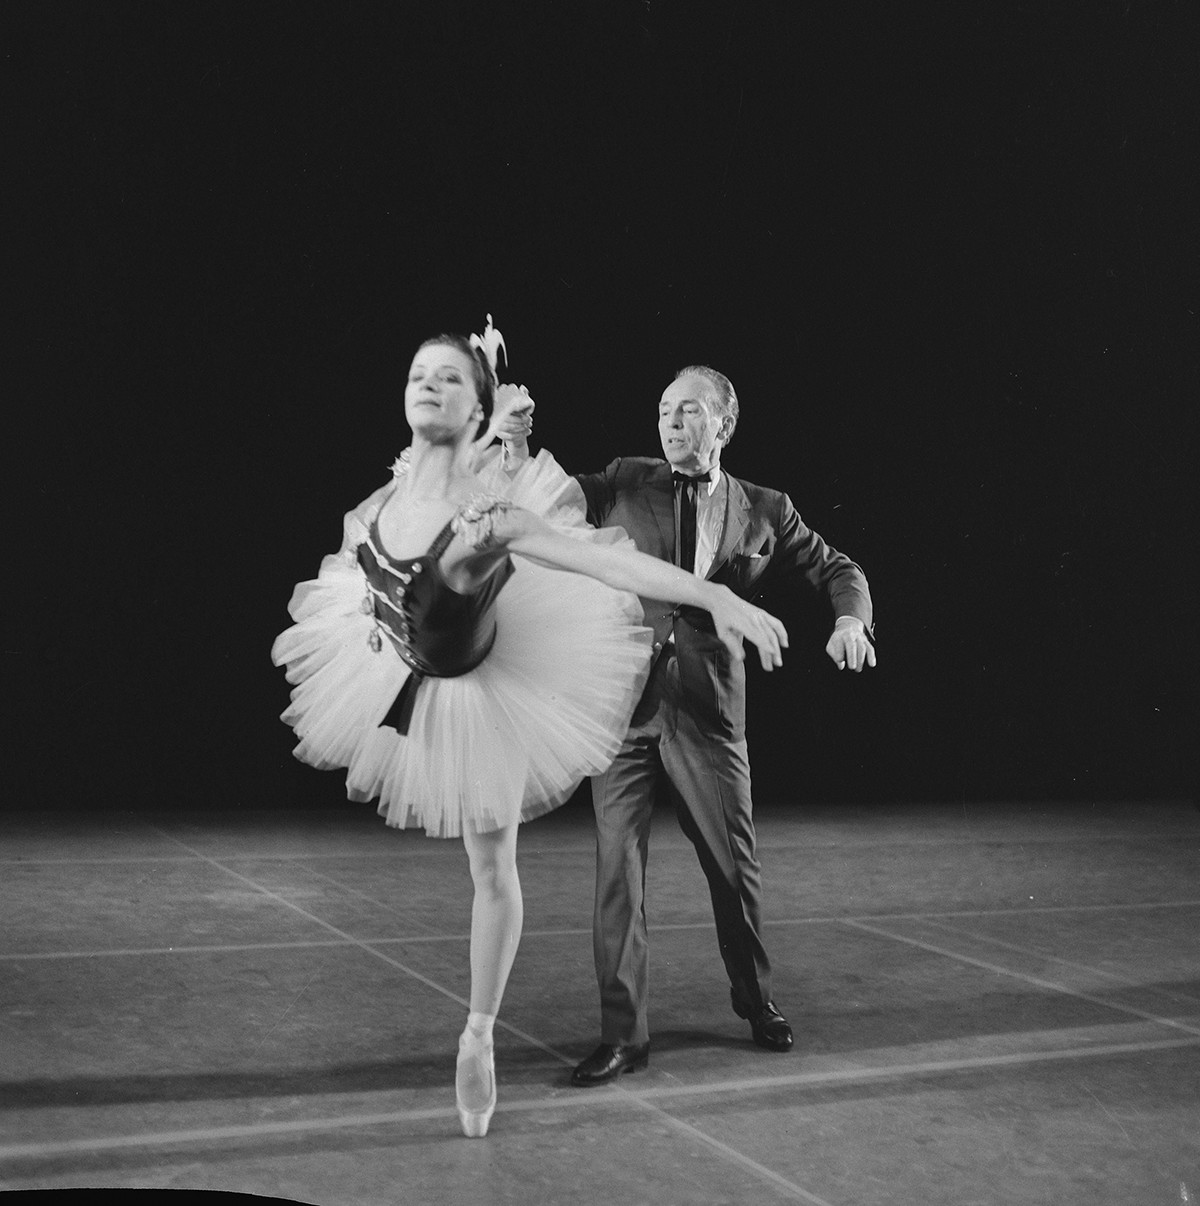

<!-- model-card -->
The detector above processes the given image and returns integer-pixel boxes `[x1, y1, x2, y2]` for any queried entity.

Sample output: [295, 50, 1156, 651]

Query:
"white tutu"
[271, 449, 653, 837]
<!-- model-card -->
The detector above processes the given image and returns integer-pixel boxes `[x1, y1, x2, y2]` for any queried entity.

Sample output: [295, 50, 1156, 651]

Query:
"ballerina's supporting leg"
[456, 820, 523, 1137]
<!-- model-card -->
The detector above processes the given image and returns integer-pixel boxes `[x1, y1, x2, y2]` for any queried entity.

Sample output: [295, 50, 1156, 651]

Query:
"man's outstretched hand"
[825, 616, 876, 672]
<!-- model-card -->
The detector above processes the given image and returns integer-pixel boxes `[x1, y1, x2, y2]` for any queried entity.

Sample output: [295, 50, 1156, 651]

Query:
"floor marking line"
[828, 900, 1200, 921]
[0, 856, 204, 866]
[922, 917, 1200, 1006]
[842, 919, 1200, 1038]
[5, 827, 1198, 866]
[3, 1035, 1196, 1165]
[6, 899, 1200, 962]
[275, 858, 448, 940]
[147, 830, 572, 1067]
[627, 1034, 1200, 1098]
[621, 1094, 835, 1206]
[0, 939, 403, 962]
[137, 846, 845, 1201]
[26, 832, 836, 1205]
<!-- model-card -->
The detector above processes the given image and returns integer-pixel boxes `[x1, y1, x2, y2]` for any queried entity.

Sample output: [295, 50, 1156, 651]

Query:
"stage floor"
[2, 798, 1197, 1205]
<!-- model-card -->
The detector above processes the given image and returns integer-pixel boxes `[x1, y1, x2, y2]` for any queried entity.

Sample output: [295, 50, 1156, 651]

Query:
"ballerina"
[272, 319, 787, 1137]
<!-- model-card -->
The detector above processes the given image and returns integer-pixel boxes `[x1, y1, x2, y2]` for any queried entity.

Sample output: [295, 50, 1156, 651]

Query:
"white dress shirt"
[692, 471, 725, 580]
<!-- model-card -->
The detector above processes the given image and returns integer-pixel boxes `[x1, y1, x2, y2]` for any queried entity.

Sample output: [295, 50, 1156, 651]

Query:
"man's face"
[658, 373, 727, 472]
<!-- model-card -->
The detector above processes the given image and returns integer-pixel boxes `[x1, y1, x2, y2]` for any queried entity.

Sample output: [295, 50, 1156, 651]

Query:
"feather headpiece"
[468, 314, 507, 383]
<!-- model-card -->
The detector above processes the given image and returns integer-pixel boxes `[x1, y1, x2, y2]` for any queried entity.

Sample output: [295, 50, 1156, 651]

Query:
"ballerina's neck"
[402, 439, 479, 498]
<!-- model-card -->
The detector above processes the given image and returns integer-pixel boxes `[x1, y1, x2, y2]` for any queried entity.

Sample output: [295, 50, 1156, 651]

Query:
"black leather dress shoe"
[570, 1042, 651, 1086]
[731, 993, 794, 1052]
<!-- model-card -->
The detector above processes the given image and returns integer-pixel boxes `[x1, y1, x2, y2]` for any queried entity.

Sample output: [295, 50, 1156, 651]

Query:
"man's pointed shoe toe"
[571, 1042, 650, 1086]
[731, 994, 794, 1052]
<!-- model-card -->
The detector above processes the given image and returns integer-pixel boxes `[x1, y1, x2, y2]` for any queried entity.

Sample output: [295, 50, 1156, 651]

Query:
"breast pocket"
[727, 551, 771, 593]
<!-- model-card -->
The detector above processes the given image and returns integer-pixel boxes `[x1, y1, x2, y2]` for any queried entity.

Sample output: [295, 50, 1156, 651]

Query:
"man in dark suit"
[561, 365, 876, 1085]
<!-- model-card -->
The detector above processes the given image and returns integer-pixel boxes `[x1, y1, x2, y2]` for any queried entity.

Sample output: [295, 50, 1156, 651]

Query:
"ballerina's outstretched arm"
[492, 507, 788, 671]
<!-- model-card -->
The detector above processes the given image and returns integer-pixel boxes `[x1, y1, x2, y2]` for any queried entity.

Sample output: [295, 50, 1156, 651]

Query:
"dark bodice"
[358, 514, 514, 679]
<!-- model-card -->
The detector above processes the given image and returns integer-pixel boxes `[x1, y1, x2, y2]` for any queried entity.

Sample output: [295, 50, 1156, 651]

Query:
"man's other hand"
[825, 616, 876, 672]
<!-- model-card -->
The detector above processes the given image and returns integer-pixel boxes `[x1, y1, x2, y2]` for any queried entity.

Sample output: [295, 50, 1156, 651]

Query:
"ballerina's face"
[405, 344, 485, 437]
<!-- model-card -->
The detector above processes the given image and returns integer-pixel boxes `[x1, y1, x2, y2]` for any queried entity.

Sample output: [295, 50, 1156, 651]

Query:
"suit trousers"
[590, 648, 773, 1045]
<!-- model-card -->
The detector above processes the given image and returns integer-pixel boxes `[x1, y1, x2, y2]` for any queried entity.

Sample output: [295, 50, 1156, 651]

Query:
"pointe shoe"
[456, 1030, 496, 1138]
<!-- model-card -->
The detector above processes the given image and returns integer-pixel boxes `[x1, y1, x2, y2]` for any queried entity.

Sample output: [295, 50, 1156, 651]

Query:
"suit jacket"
[576, 457, 873, 737]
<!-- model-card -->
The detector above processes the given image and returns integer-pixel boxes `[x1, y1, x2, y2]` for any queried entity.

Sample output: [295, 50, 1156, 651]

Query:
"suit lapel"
[708, 472, 749, 579]
[646, 464, 677, 562]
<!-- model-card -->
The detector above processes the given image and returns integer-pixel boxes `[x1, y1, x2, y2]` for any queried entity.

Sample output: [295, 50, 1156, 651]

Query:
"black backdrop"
[7, 2, 1196, 813]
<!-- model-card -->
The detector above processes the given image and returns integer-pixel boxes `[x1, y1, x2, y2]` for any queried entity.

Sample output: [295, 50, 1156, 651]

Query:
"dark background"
[6, 1, 1196, 814]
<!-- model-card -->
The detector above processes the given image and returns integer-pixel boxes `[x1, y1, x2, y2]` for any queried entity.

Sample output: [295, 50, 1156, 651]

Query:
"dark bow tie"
[672, 469, 717, 486]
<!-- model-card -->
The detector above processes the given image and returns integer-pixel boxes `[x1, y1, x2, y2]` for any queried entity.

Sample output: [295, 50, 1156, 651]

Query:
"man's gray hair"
[675, 365, 739, 444]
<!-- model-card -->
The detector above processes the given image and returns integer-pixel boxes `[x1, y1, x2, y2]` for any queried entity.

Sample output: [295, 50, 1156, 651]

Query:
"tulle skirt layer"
[271, 451, 652, 838]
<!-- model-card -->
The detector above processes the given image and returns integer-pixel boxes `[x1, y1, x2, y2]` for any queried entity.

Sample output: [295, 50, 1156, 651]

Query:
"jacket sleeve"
[774, 492, 874, 634]
[574, 458, 621, 529]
